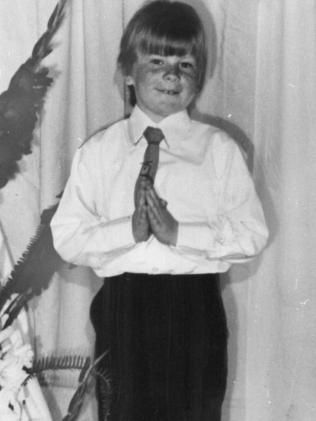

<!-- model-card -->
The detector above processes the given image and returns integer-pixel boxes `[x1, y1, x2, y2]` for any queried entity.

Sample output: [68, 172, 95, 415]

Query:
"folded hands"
[132, 177, 178, 246]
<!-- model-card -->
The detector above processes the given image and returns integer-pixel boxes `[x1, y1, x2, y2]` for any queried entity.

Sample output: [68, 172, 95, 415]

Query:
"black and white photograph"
[0, 1, 314, 420]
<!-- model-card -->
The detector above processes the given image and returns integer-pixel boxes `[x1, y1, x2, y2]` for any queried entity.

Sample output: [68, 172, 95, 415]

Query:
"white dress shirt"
[51, 106, 268, 277]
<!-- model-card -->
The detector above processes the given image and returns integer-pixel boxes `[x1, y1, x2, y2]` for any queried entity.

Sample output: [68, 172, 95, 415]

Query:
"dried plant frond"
[62, 352, 111, 421]
[96, 367, 112, 420]
[0, 0, 69, 188]
[31, 354, 90, 377]
[0, 201, 64, 328]
[22, 352, 111, 421]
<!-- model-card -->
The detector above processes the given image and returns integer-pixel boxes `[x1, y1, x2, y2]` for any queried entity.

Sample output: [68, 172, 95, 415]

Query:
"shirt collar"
[128, 105, 192, 147]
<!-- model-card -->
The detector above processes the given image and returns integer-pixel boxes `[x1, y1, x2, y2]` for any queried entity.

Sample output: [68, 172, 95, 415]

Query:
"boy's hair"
[118, 0, 207, 92]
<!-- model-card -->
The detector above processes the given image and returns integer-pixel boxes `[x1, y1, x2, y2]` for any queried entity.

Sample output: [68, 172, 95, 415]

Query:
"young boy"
[51, 1, 268, 420]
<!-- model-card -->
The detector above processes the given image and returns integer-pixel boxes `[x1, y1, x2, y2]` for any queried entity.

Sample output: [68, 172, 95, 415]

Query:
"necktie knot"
[143, 126, 164, 145]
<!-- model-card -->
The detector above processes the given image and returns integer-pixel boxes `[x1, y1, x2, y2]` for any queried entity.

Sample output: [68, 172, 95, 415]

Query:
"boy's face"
[126, 52, 198, 122]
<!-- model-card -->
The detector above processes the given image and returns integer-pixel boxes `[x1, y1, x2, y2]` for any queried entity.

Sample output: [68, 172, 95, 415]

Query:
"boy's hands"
[132, 177, 151, 243]
[146, 185, 178, 246]
[132, 177, 178, 246]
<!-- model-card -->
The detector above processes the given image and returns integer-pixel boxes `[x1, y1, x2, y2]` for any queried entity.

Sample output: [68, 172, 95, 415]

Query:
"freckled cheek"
[134, 67, 197, 96]
[135, 70, 160, 88]
[153, 68, 197, 82]
[139, 64, 195, 79]
[184, 77, 198, 95]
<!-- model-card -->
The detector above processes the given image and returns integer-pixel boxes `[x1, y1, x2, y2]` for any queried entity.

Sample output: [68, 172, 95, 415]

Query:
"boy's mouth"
[158, 89, 180, 96]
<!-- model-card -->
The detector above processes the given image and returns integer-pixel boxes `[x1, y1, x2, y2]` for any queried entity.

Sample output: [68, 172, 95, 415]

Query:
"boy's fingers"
[146, 188, 165, 212]
[134, 177, 150, 203]
[147, 194, 162, 222]
[147, 206, 160, 228]
[132, 207, 150, 243]
[146, 185, 159, 200]
[138, 192, 146, 207]
[139, 206, 148, 221]
[135, 203, 147, 221]
[135, 187, 147, 209]
[146, 187, 168, 209]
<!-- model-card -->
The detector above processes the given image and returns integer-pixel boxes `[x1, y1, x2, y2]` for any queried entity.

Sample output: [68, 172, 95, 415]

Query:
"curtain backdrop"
[0, 0, 315, 420]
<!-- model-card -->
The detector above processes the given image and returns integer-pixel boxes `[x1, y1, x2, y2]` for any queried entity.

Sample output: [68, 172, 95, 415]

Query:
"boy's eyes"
[179, 61, 195, 70]
[147, 57, 196, 72]
[149, 58, 165, 66]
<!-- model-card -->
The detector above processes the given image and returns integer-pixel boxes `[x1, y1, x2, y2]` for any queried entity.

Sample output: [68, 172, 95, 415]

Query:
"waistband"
[105, 272, 220, 282]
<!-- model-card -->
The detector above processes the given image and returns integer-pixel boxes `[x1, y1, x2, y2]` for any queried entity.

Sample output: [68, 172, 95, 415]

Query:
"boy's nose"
[163, 63, 181, 80]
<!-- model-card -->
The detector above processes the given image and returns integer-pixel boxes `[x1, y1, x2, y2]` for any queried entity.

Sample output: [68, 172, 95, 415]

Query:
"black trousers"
[90, 272, 228, 421]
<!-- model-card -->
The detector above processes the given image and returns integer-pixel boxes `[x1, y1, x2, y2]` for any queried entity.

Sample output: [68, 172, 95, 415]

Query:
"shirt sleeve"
[176, 133, 269, 263]
[50, 143, 135, 271]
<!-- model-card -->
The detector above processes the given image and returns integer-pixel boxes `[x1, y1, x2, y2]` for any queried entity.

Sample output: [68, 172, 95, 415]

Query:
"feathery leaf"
[26, 354, 91, 386]
[0, 200, 64, 328]
[0, 0, 69, 188]
[62, 352, 111, 421]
